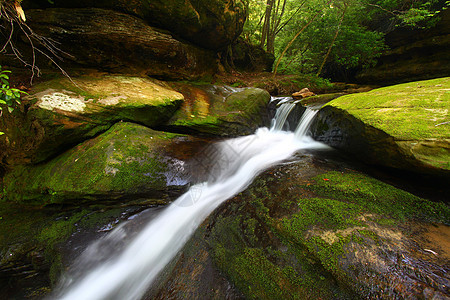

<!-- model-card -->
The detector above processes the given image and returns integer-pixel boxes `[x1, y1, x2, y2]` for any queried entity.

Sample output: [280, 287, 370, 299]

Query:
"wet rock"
[2, 122, 196, 205]
[313, 77, 450, 178]
[162, 85, 271, 137]
[176, 159, 449, 299]
[0, 74, 183, 166]
[0, 202, 146, 298]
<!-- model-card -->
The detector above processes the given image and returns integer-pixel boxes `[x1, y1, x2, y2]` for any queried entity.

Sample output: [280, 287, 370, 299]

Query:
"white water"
[54, 105, 327, 300]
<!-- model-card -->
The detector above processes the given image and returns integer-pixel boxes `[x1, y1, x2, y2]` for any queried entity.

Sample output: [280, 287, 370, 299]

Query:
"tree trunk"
[266, 0, 287, 54]
[260, 0, 274, 48]
[273, 1, 332, 76]
[316, 4, 347, 76]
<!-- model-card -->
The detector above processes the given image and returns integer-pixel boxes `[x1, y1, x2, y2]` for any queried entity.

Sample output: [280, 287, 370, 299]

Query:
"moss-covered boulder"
[22, 0, 247, 50]
[313, 77, 450, 177]
[18, 8, 217, 79]
[2, 122, 193, 205]
[160, 160, 449, 299]
[0, 75, 183, 166]
[163, 85, 271, 137]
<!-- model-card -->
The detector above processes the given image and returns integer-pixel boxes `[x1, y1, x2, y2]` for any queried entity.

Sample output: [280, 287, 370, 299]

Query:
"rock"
[22, 0, 247, 50]
[0, 201, 146, 297]
[2, 122, 194, 205]
[172, 161, 449, 299]
[356, 9, 450, 85]
[292, 88, 316, 99]
[162, 85, 271, 137]
[20, 8, 217, 80]
[0, 74, 183, 166]
[224, 38, 275, 72]
[312, 77, 450, 177]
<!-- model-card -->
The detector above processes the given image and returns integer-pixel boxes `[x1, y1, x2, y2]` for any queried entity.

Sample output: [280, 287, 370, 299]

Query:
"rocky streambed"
[0, 76, 449, 299]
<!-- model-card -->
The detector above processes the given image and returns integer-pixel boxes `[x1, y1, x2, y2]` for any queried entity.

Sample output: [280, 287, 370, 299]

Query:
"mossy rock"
[2, 122, 191, 205]
[164, 85, 271, 137]
[197, 161, 449, 299]
[0, 75, 183, 165]
[313, 77, 450, 177]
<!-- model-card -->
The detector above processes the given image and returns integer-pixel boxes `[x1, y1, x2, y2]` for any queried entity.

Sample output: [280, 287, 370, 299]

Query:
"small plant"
[0, 66, 27, 135]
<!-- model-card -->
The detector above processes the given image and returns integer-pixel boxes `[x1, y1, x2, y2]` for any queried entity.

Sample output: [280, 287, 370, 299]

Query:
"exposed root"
[0, 1, 73, 85]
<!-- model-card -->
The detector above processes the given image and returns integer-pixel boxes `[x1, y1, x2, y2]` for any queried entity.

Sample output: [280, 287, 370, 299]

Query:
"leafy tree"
[242, 0, 447, 77]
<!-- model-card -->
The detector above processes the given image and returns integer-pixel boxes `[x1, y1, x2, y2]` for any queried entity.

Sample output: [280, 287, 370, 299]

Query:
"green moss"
[207, 180, 355, 299]
[308, 171, 450, 223]
[209, 212, 340, 299]
[282, 197, 364, 241]
[167, 87, 270, 136]
[3, 122, 174, 204]
[31, 75, 184, 106]
[172, 115, 221, 126]
[324, 77, 450, 140]
[37, 210, 88, 246]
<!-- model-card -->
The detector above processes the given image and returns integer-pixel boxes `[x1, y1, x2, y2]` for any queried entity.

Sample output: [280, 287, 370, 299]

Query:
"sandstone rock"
[356, 9, 450, 84]
[312, 77, 450, 177]
[292, 88, 316, 99]
[162, 85, 271, 137]
[225, 38, 275, 72]
[22, 0, 247, 50]
[0, 75, 183, 165]
[22, 8, 217, 80]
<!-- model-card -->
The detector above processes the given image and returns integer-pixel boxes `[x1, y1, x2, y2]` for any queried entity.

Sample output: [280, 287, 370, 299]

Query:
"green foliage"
[0, 66, 27, 135]
[242, 0, 445, 75]
[368, 0, 449, 28]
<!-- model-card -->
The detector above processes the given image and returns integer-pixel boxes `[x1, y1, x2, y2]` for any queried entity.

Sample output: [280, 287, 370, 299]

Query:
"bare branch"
[0, 0, 74, 85]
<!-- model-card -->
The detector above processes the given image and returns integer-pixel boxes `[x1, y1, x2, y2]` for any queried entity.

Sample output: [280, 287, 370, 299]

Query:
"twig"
[0, 0, 74, 85]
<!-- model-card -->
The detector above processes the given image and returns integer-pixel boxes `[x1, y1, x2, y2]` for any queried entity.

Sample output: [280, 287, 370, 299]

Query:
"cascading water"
[53, 102, 327, 300]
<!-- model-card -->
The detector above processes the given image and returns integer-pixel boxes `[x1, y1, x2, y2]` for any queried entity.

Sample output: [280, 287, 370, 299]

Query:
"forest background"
[241, 0, 448, 78]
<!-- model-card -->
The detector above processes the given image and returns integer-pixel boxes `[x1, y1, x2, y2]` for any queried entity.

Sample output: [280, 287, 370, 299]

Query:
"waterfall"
[295, 108, 318, 138]
[271, 98, 296, 131]
[53, 101, 327, 300]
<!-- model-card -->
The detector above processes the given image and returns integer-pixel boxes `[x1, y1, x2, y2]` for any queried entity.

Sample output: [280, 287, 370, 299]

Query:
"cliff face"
[355, 9, 450, 85]
[22, 0, 247, 50]
[2, 0, 248, 80]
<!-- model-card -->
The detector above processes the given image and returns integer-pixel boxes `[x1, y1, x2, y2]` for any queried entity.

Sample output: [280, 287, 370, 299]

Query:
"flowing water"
[53, 104, 328, 300]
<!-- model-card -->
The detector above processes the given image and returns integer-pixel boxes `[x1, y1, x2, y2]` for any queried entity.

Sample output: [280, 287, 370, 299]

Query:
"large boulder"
[0, 75, 183, 166]
[17, 8, 217, 80]
[224, 38, 275, 72]
[154, 160, 449, 299]
[23, 0, 247, 50]
[161, 85, 271, 137]
[312, 77, 450, 177]
[2, 122, 194, 205]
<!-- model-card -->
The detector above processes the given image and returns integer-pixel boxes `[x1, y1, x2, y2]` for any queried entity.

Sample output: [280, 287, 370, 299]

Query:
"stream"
[51, 101, 329, 300]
